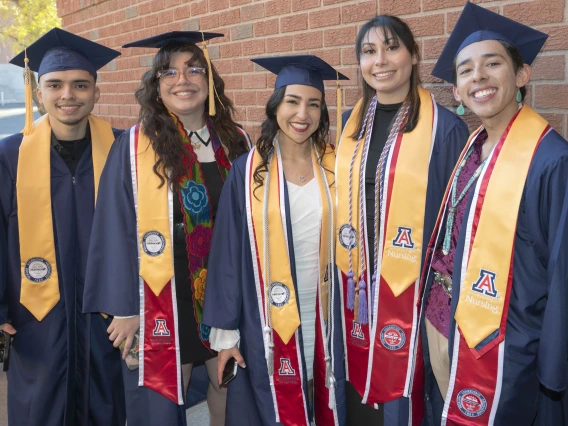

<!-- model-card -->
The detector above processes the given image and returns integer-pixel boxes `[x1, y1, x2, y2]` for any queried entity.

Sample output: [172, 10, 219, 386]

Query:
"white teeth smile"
[175, 91, 194, 96]
[290, 123, 309, 130]
[60, 106, 78, 110]
[473, 88, 496, 99]
[374, 71, 395, 78]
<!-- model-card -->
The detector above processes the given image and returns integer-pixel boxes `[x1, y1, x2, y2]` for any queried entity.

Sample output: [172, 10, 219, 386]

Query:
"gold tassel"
[201, 33, 216, 117]
[23, 49, 34, 136]
[353, 290, 359, 322]
[335, 71, 342, 145]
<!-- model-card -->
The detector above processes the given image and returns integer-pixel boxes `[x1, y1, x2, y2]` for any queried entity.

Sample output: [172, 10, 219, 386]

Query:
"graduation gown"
[202, 153, 347, 426]
[339, 102, 469, 426]
[421, 128, 568, 425]
[0, 127, 126, 426]
[83, 130, 189, 426]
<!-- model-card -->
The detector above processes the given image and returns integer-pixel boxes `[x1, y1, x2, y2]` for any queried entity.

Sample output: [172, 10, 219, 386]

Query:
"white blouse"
[210, 178, 322, 380]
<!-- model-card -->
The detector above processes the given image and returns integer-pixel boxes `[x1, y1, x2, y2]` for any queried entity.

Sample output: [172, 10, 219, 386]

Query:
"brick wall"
[57, 0, 568, 138]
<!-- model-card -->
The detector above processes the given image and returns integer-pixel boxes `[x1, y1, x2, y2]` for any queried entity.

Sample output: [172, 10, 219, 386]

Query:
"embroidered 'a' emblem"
[351, 321, 364, 339]
[392, 227, 415, 249]
[153, 319, 171, 336]
[278, 358, 296, 375]
[471, 269, 498, 298]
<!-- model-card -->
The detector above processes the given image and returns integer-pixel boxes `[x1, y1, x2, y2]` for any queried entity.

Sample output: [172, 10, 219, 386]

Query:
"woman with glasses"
[83, 31, 250, 426]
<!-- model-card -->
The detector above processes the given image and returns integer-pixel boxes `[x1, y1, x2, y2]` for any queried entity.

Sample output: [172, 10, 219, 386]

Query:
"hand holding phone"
[221, 357, 238, 387]
[217, 345, 246, 387]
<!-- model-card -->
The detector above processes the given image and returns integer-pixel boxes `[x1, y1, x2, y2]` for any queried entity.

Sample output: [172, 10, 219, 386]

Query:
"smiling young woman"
[414, 4, 568, 425]
[335, 15, 470, 426]
[83, 31, 250, 426]
[202, 55, 348, 426]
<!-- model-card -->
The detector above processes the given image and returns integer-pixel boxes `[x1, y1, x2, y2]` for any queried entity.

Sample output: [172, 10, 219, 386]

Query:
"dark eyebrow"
[285, 94, 322, 102]
[42, 79, 92, 84]
[457, 52, 506, 69]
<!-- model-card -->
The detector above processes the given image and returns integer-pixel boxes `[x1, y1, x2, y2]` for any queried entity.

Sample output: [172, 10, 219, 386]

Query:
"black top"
[51, 125, 91, 175]
[365, 101, 403, 276]
[173, 160, 225, 364]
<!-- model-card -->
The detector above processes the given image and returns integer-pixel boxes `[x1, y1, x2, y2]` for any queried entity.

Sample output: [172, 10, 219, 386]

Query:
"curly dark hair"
[352, 15, 422, 139]
[253, 85, 330, 195]
[135, 41, 249, 187]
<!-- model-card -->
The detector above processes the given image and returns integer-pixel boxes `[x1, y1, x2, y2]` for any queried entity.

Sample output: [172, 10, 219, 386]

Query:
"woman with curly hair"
[83, 31, 250, 426]
[203, 55, 347, 426]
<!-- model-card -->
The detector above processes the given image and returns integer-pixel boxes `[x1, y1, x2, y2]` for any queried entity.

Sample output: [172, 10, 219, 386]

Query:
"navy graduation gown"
[0, 128, 126, 426]
[202, 154, 347, 426]
[422, 129, 568, 425]
[341, 104, 469, 426]
[83, 130, 189, 426]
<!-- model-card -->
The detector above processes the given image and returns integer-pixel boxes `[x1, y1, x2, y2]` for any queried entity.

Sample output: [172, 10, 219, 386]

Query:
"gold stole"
[17, 114, 115, 321]
[455, 106, 548, 349]
[336, 87, 434, 296]
[250, 143, 335, 343]
[136, 129, 174, 296]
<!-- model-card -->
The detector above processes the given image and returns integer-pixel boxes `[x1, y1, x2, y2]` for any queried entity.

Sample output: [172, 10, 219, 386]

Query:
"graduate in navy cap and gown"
[334, 15, 469, 426]
[416, 3, 568, 425]
[202, 55, 348, 426]
[0, 28, 125, 426]
[83, 31, 251, 426]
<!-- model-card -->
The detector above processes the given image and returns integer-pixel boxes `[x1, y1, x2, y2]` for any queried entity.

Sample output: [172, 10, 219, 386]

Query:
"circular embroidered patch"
[380, 325, 406, 351]
[269, 282, 290, 308]
[24, 258, 52, 283]
[142, 231, 166, 256]
[339, 224, 357, 250]
[456, 388, 487, 418]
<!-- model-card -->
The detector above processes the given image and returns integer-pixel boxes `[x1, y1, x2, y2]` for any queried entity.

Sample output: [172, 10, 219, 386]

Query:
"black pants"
[346, 381, 383, 425]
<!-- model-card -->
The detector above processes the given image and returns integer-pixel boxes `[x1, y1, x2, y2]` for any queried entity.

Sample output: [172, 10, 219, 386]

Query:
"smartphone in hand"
[0, 330, 11, 372]
[221, 357, 238, 387]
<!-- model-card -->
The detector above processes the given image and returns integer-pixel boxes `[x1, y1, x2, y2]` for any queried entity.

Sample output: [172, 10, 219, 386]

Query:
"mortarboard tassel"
[23, 50, 34, 136]
[335, 71, 342, 145]
[201, 33, 216, 117]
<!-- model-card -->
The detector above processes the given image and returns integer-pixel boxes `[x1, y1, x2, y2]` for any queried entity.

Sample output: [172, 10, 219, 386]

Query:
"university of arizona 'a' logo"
[471, 269, 498, 298]
[278, 358, 296, 375]
[153, 319, 171, 336]
[392, 227, 415, 249]
[351, 321, 364, 339]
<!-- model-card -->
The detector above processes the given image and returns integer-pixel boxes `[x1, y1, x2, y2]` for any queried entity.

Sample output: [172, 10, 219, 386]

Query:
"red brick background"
[57, 0, 568, 138]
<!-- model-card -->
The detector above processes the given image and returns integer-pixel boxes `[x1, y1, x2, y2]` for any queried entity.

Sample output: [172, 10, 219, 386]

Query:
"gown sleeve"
[434, 113, 469, 191]
[83, 132, 140, 316]
[526, 154, 568, 393]
[202, 155, 248, 330]
[0, 161, 10, 325]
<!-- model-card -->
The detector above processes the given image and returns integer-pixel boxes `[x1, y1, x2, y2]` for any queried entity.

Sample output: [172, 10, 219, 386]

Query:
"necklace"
[283, 158, 313, 182]
[442, 144, 489, 255]
[187, 127, 210, 150]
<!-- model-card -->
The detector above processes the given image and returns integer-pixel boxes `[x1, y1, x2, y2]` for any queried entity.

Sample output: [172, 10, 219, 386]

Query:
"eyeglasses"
[157, 67, 207, 86]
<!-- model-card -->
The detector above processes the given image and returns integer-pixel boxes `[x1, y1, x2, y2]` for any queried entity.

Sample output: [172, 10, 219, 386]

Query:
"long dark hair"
[452, 40, 527, 101]
[136, 41, 248, 187]
[352, 15, 421, 139]
[253, 86, 330, 193]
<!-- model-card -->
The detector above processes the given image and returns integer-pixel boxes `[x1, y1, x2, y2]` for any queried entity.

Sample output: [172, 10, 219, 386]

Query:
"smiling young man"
[0, 28, 125, 426]
[416, 4, 568, 425]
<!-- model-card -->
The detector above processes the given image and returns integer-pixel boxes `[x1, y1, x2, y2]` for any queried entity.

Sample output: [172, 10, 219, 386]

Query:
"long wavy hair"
[253, 86, 330, 194]
[352, 15, 422, 139]
[136, 41, 249, 187]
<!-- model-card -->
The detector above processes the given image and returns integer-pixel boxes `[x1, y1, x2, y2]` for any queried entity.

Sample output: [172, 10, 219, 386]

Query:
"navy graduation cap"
[10, 27, 120, 80]
[432, 2, 548, 84]
[251, 55, 348, 94]
[122, 31, 224, 49]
